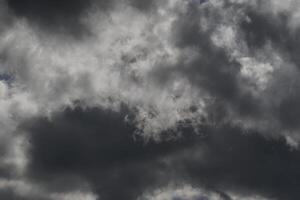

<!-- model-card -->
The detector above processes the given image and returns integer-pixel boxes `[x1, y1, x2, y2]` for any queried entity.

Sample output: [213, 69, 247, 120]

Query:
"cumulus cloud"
[0, 0, 300, 199]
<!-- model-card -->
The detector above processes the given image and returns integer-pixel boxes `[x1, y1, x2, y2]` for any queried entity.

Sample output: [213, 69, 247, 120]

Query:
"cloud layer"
[1, 0, 300, 199]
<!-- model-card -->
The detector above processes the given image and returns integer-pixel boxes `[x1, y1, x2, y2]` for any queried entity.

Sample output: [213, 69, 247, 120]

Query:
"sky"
[0, 0, 300, 199]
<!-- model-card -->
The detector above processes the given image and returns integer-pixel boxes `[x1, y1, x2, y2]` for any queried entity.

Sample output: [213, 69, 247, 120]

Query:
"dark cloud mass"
[6, 0, 93, 36]
[240, 8, 300, 68]
[128, 0, 157, 11]
[4, 0, 156, 37]
[155, 3, 261, 119]
[23, 106, 189, 200]
[21, 107, 300, 200]
[2, 0, 300, 200]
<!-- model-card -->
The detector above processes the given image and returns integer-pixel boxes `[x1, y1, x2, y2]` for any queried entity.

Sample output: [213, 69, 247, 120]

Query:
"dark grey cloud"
[278, 92, 300, 130]
[5, 0, 97, 37]
[0, 188, 31, 200]
[236, 3, 300, 134]
[2, 1, 300, 200]
[128, 0, 157, 11]
[152, 3, 261, 121]
[146, 0, 300, 140]
[22, 106, 191, 200]
[4, 0, 159, 38]
[240, 10, 287, 49]
[19, 106, 300, 200]
[182, 125, 300, 200]
[240, 7, 300, 68]
[0, 188, 51, 200]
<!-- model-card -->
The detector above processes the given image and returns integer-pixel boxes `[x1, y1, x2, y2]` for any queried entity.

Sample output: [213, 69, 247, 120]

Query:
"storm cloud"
[1, 0, 300, 199]
[18, 106, 300, 200]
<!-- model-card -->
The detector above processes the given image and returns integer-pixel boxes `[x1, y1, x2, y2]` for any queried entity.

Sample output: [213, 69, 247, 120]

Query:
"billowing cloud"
[0, 0, 300, 200]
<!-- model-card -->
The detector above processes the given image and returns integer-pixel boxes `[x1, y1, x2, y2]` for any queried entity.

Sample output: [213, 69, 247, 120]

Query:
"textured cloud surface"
[1, 0, 300, 199]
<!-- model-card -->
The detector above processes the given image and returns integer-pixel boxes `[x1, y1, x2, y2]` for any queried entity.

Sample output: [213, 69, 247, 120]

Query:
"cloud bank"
[0, 0, 300, 199]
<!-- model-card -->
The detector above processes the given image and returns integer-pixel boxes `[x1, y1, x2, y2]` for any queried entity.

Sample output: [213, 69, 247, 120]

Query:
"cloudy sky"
[1, 0, 300, 199]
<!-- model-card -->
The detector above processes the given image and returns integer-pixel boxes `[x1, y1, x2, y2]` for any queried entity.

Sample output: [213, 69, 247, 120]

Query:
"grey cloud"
[128, 0, 157, 11]
[1, 1, 300, 200]
[152, 2, 261, 121]
[235, 3, 300, 137]
[19, 106, 300, 200]
[22, 106, 184, 200]
[5, 0, 96, 38]
[148, 0, 300, 142]
[0, 188, 33, 200]
[4, 0, 159, 38]
[240, 5, 300, 68]
[0, 190, 51, 200]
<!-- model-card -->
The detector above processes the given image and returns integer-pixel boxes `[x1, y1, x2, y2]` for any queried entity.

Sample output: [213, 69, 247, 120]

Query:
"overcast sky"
[0, 0, 300, 199]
